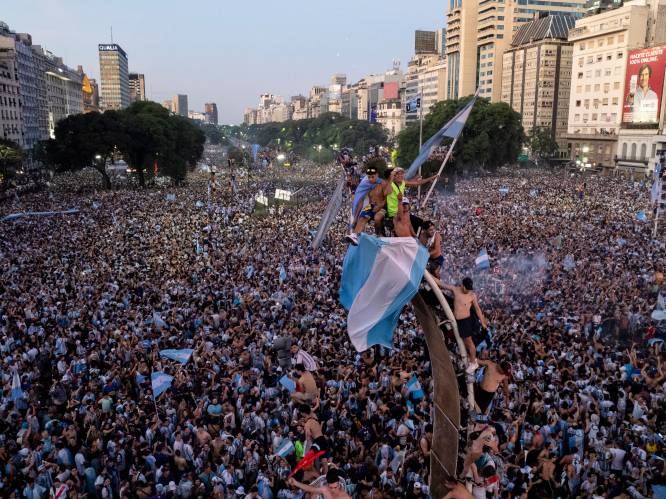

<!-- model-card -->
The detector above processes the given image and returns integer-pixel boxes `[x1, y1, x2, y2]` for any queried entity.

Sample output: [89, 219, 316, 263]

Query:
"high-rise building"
[445, 0, 585, 102]
[188, 110, 206, 122]
[173, 94, 188, 116]
[129, 73, 145, 103]
[415, 30, 438, 54]
[98, 43, 129, 110]
[0, 22, 49, 150]
[565, 0, 666, 169]
[0, 40, 23, 146]
[204, 102, 218, 125]
[77, 66, 99, 113]
[162, 99, 173, 113]
[584, 0, 624, 16]
[501, 15, 575, 155]
[404, 53, 447, 126]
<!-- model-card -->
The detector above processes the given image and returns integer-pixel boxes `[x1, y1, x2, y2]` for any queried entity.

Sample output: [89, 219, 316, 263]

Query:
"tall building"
[565, 0, 666, 168]
[0, 40, 23, 146]
[98, 43, 129, 110]
[501, 15, 575, 154]
[173, 94, 188, 116]
[0, 22, 48, 150]
[188, 110, 206, 122]
[445, 0, 585, 102]
[77, 66, 99, 113]
[404, 53, 447, 126]
[128, 73, 145, 102]
[204, 102, 218, 125]
[415, 30, 438, 54]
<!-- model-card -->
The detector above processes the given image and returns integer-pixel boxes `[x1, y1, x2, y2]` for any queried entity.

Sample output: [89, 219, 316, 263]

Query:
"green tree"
[396, 97, 526, 174]
[228, 146, 250, 166]
[0, 139, 23, 189]
[529, 127, 559, 162]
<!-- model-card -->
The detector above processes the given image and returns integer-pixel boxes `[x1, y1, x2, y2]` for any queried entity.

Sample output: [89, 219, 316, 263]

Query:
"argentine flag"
[406, 374, 425, 400]
[274, 439, 295, 458]
[10, 369, 25, 403]
[151, 372, 174, 399]
[340, 233, 428, 352]
[475, 248, 490, 270]
[636, 211, 648, 222]
[159, 349, 194, 364]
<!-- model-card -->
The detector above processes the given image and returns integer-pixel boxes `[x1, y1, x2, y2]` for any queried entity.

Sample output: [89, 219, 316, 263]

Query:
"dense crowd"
[0, 165, 665, 499]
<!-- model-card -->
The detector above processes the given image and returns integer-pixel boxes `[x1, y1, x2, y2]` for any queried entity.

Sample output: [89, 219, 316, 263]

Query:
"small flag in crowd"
[151, 372, 173, 399]
[406, 374, 425, 400]
[340, 234, 428, 352]
[279, 375, 296, 393]
[10, 369, 25, 403]
[499, 186, 509, 196]
[166, 193, 176, 202]
[475, 248, 491, 270]
[279, 265, 287, 283]
[246, 264, 255, 279]
[159, 349, 194, 364]
[273, 439, 295, 458]
[636, 211, 648, 222]
[563, 254, 576, 271]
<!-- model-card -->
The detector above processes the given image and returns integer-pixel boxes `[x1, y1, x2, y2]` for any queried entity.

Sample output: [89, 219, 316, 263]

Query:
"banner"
[274, 189, 291, 201]
[312, 175, 346, 250]
[622, 45, 666, 125]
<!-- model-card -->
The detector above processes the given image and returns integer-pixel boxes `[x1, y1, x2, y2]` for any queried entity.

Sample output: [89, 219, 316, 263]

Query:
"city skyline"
[3, 0, 445, 124]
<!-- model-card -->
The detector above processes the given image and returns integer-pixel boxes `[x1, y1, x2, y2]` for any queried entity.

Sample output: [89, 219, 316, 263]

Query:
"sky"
[3, 0, 446, 124]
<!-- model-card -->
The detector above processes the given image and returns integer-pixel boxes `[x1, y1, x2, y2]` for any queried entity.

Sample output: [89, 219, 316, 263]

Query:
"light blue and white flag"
[405, 93, 479, 179]
[159, 349, 194, 364]
[405, 374, 425, 400]
[246, 264, 255, 279]
[636, 211, 648, 222]
[475, 248, 490, 270]
[312, 174, 346, 250]
[273, 439, 295, 458]
[10, 369, 25, 403]
[340, 233, 428, 351]
[151, 372, 174, 399]
[279, 265, 287, 283]
[563, 254, 576, 271]
[499, 186, 509, 196]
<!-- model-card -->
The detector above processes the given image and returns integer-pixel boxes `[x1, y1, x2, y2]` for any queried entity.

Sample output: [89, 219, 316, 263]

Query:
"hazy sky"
[4, 0, 446, 123]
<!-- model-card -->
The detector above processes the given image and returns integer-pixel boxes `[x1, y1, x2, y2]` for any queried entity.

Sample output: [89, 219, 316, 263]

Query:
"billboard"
[384, 81, 399, 100]
[622, 45, 666, 125]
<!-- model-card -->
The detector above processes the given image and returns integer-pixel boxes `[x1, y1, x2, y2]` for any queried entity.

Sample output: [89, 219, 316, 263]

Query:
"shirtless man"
[291, 364, 318, 403]
[394, 198, 416, 237]
[474, 358, 511, 414]
[419, 221, 443, 278]
[438, 277, 488, 373]
[288, 469, 350, 499]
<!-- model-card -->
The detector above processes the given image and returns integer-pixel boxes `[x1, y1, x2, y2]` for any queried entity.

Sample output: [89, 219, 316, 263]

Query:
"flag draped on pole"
[475, 248, 490, 270]
[405, 94, 479, 180]
[405, 374, 425, 400]
[10, 369, 25, 403]
[159, 349, 194, 364]
[312, 174, 346, 250]
[151, 372, 174, 399]
[340, 233, 428, 351]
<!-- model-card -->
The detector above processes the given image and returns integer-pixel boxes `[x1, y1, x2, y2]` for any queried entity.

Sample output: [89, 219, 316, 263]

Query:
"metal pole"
[418, 90, 424, 203]
[421, 135, 459, 209]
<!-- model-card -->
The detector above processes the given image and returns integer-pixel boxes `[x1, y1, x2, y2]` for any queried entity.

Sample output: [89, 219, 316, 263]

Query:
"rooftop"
[511, 15, 576, 47]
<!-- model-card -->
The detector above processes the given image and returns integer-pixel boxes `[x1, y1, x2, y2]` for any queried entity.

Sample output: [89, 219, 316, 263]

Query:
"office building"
[501, 15, 575, 154]
[404, 53, 447, 126]
[415, 30, 438, 54]
[98, 43, 129, 110]
[291, 95, 308, 120]
[204, 102, 218, 125]
[0, 22, 48, 150]
[188, 110, 206, 122]
[77, 66, 99, 113]
[445, 0, 585, 102]
[129, 73, 145, 102]
[173, 94, 188, 116]
[566, 0, 666, 169]
[0, 41, 22, 145]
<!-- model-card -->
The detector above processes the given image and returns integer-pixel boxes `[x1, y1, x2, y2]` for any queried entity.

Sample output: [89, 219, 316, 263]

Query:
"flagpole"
[421, 134, 459, 209]
[418, 89, 424, 204]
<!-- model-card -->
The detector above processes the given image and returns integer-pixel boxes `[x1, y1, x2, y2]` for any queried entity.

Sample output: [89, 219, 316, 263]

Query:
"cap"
[366, 167, 378, 175]
[402, 197, 411, 205]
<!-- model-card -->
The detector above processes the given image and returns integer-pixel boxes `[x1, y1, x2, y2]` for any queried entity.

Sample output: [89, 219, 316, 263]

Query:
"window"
[595, 69, 601, 77]
[631, 143, 637, 159]
[578, 72, 584, 79]
[607, 36, 614, 44]
[612, 97, 619, 105]
[607, 54, 612, 60]
[603, 83, 610, 93]
[576, 100, 581, 107]
[617, 51, 623, 58]
[598, 39, 604, 47]
[613, 81, 620, 89]
[602, 98, 608, 105]
[580, 42, 586, 50]
[640, 143, 647, 160]
[618, 34, 624, 43]
[574, 113, 580, 121]
[594, 84, 601, 91]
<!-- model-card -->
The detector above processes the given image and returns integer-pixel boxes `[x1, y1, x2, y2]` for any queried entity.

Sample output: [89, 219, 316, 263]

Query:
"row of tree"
[44, 101, 205, 188]
[238, 113, 389, 164]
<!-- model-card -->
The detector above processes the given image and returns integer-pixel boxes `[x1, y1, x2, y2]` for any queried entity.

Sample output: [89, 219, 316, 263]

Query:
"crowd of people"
[0, 162, 665, 499]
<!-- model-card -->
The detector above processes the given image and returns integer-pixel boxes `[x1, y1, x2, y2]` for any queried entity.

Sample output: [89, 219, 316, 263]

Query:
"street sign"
[517, 154, 528, 162]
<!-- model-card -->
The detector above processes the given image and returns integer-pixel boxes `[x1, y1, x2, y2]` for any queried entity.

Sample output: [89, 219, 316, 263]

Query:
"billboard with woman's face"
[623, 45, 666, 125]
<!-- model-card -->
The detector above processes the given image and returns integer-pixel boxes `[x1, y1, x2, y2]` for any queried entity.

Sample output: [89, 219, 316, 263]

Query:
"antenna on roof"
[110, 26, 113, 44]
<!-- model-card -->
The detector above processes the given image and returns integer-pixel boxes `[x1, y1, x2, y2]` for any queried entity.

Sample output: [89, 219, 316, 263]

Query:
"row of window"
[579, 34, 625, 51]
[621, 142, 656, 161]
[573, 112, 619, 122]
[578, 52, 624, 66]
[575, 97, 620, 107]
[0, 109, 20, 120]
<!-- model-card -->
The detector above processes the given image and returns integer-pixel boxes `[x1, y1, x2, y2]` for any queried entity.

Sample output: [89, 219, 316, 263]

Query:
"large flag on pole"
[159, 349, 194, 364]
[312, 174, 346, 250]
[340, 233, 428, 351]
[405, 93, 479, 180]
[151, 372, 174, 399]
[475, 248, 490, 270]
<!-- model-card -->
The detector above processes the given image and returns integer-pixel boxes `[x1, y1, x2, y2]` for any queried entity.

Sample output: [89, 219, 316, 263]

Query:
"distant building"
[129, 73, 145, 102]
[415, 30, 437, 55]
[501, 15, 576, 155]
[0, 41, 23, 145]
[39, 48, 83, 138]
[204, 102, 218, 125]
[188, 110, 206, 122]
[99, 43, 129, 110]
[77, 66, 100, 113]
[404, 53, 446, 126]
[173, 94, 188, 116]
[162, 99, 173, 113]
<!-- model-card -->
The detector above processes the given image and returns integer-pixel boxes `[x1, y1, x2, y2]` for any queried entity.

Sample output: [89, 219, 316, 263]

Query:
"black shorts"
[312, 436, 329, 458]
[457, 316, 478, 339]
[474, 384, 495, 414]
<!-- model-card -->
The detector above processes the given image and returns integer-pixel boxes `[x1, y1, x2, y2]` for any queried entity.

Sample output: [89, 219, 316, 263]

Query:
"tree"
[228, 146, 249, 166]
[529, 127, 559, 163]
[0, 139, 23, 189]
[396, 97, 526, 174]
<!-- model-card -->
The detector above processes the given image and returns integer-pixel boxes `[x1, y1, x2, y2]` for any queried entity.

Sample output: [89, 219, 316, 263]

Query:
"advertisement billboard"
[622, 45, 666, 126]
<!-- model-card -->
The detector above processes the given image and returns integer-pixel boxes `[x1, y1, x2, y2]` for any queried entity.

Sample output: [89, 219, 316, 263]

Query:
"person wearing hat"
[394, 196, 416, 238]
[346, 165, 384, 245]
[384, 166, 438, 227]
[438, 277, 488, 373]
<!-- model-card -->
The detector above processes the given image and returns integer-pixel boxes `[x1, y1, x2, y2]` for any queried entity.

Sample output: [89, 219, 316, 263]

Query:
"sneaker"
[345, 233, 359, 246]
[465, 361, 479, 374]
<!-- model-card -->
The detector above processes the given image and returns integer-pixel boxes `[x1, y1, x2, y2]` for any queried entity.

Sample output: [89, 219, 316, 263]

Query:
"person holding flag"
[438, 277, 488, 373]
